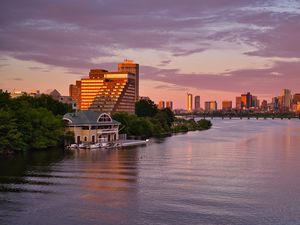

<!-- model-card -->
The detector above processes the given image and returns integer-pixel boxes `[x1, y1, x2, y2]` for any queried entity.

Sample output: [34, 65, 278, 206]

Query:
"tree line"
[112, 99, 212, 138]
[0, 90, 72, 154]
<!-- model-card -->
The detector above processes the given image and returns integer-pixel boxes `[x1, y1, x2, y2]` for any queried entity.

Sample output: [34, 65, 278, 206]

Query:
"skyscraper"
[280, 89, 292, 112]
[241, 92, 252, 109]
[194, 96, 200, 112]
[118, 59, 139, 101]
[222, 101, 232, 111]
[187, 93, 193, 112]
[236, 97, 242, 110]
[166, 101, 173, 110]
[158, 101, 165, 109]
[205, 101, 217, 112]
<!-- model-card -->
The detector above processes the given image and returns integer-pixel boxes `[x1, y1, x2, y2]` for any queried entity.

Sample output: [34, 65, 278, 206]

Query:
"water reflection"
[0, 120, 300, 225]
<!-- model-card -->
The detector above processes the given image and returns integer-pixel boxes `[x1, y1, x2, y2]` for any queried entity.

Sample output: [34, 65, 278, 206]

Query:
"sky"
[0, 0, 300, 109]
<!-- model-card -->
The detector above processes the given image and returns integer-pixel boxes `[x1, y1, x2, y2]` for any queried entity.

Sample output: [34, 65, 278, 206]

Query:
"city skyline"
[1, 0, 300, 108]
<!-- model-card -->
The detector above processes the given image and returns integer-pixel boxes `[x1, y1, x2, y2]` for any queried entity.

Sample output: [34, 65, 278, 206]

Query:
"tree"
[161, 108, 175, 127]
[135, 99, 158, 117]
[0, 110, 25, 153]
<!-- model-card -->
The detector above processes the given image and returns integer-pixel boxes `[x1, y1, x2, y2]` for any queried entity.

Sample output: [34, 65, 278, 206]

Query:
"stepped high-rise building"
[118, 59, 139, 101]
[69, 67, 137, 114]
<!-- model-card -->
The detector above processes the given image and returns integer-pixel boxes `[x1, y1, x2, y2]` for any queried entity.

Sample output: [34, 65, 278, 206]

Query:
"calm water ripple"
[0, 119, 300, 225]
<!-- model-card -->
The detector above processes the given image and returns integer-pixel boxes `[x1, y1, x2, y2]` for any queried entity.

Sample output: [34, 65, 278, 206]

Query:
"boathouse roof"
[63, 110, 120, 126]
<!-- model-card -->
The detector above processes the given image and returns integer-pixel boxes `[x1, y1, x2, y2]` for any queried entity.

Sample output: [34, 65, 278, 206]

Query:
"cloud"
[141, 60, 300, 95]
[13, 77, 23, 81]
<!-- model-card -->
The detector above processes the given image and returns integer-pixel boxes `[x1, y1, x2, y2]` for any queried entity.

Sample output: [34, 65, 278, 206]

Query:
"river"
[0, 119, 300, 225]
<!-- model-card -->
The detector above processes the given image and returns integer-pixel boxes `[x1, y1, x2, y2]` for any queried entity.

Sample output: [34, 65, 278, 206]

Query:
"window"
[98, 113, 112, 123]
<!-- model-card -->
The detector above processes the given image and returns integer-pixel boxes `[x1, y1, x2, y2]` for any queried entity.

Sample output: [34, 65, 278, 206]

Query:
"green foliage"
[197, 119, 212, 130]
[135, 99, 158, 117]
[0, 91, 69, 153]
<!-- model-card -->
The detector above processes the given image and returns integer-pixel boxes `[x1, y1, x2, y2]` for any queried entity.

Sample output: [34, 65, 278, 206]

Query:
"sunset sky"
[1, 0, 300, 108]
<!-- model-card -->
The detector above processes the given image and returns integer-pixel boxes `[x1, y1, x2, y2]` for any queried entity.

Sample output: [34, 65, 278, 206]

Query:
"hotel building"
[70, 68, 137, 114]
[118, 59, 139, 101]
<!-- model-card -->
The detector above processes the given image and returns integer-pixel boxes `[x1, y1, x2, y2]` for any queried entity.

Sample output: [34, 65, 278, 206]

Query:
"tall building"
[222, 101, 232, 111]
[166, 101, 173, 110]
[241, 92, 252, 109]
[194, 96, 201, 112]
[293, 93, 300, 104]
[70, 68, 136, 114]
[69, 81, 81, 108]
[158, 101, 165, 109]
[261, 100, 268, 111]
[272, 97, 279, 112]
[280, 89, 292, 111]
[236, 97, 242, 110]
[187, 93, 193, 112]
[205, 101, 217, 112]
[118, 59, 139, 101]
[252, 96, 259, 108]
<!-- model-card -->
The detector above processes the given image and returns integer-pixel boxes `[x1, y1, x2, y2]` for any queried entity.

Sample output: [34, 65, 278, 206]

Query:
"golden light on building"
[222, 101, 232, 111]
[166, 101, 173, 110]
[158, 101, 165, 109]
[118, 59, 139, 101]
[70, 68, 137, 114]
[187, 93, 193, 112]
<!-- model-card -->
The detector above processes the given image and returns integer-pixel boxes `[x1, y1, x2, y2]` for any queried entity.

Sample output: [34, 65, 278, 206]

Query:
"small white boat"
[79, 143, 89, 149]
[90, 143, 102, 149]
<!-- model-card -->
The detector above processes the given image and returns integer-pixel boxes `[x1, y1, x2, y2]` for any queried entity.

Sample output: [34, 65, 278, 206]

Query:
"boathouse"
[63, 110, 120, 144]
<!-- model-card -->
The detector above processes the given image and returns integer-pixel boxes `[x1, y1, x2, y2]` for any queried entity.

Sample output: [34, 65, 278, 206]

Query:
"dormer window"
[97, 113, 112, 123]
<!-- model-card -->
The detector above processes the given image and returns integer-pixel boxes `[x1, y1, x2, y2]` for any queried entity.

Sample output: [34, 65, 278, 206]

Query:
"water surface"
[1, 119, 300, 225]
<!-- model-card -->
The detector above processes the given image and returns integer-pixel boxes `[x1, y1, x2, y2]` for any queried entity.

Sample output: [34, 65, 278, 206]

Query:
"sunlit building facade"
[236, 97, 242, 110]
[166, 101, 173, 110]
[118, 59, 139, 101]
[222, 101, 232, 111]
[187, 93, 193, 112]
[158, 101, 165, 109]
[70, 69, 136, 114]
[205, 101, 217, 112]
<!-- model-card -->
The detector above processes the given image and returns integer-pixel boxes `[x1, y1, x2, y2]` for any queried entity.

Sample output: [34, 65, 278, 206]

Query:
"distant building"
[272, 97, 279, 112]
[205, 101, 217, 112]
[261, 100, 268, 111]
[10, 90, 26, 98]
[236, 97, 242, 110]
[63, 110, 120, 144]
[241, 92, 252, 109]
[118, 59, 139, 101]
[279, 89, 292, 111]
[45, 89, 62, 101]
[194, 96, 201, 112]
[158, 101, 165, 109]
[222, 101, 232, 111]
[252, 96, 259, 108]
[166, 101, 173, 110]
[139, 96, 150, 101]
[69, 67, 138, 114]
[293, 93, 300, 104]
[187, 93, 193, 112]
